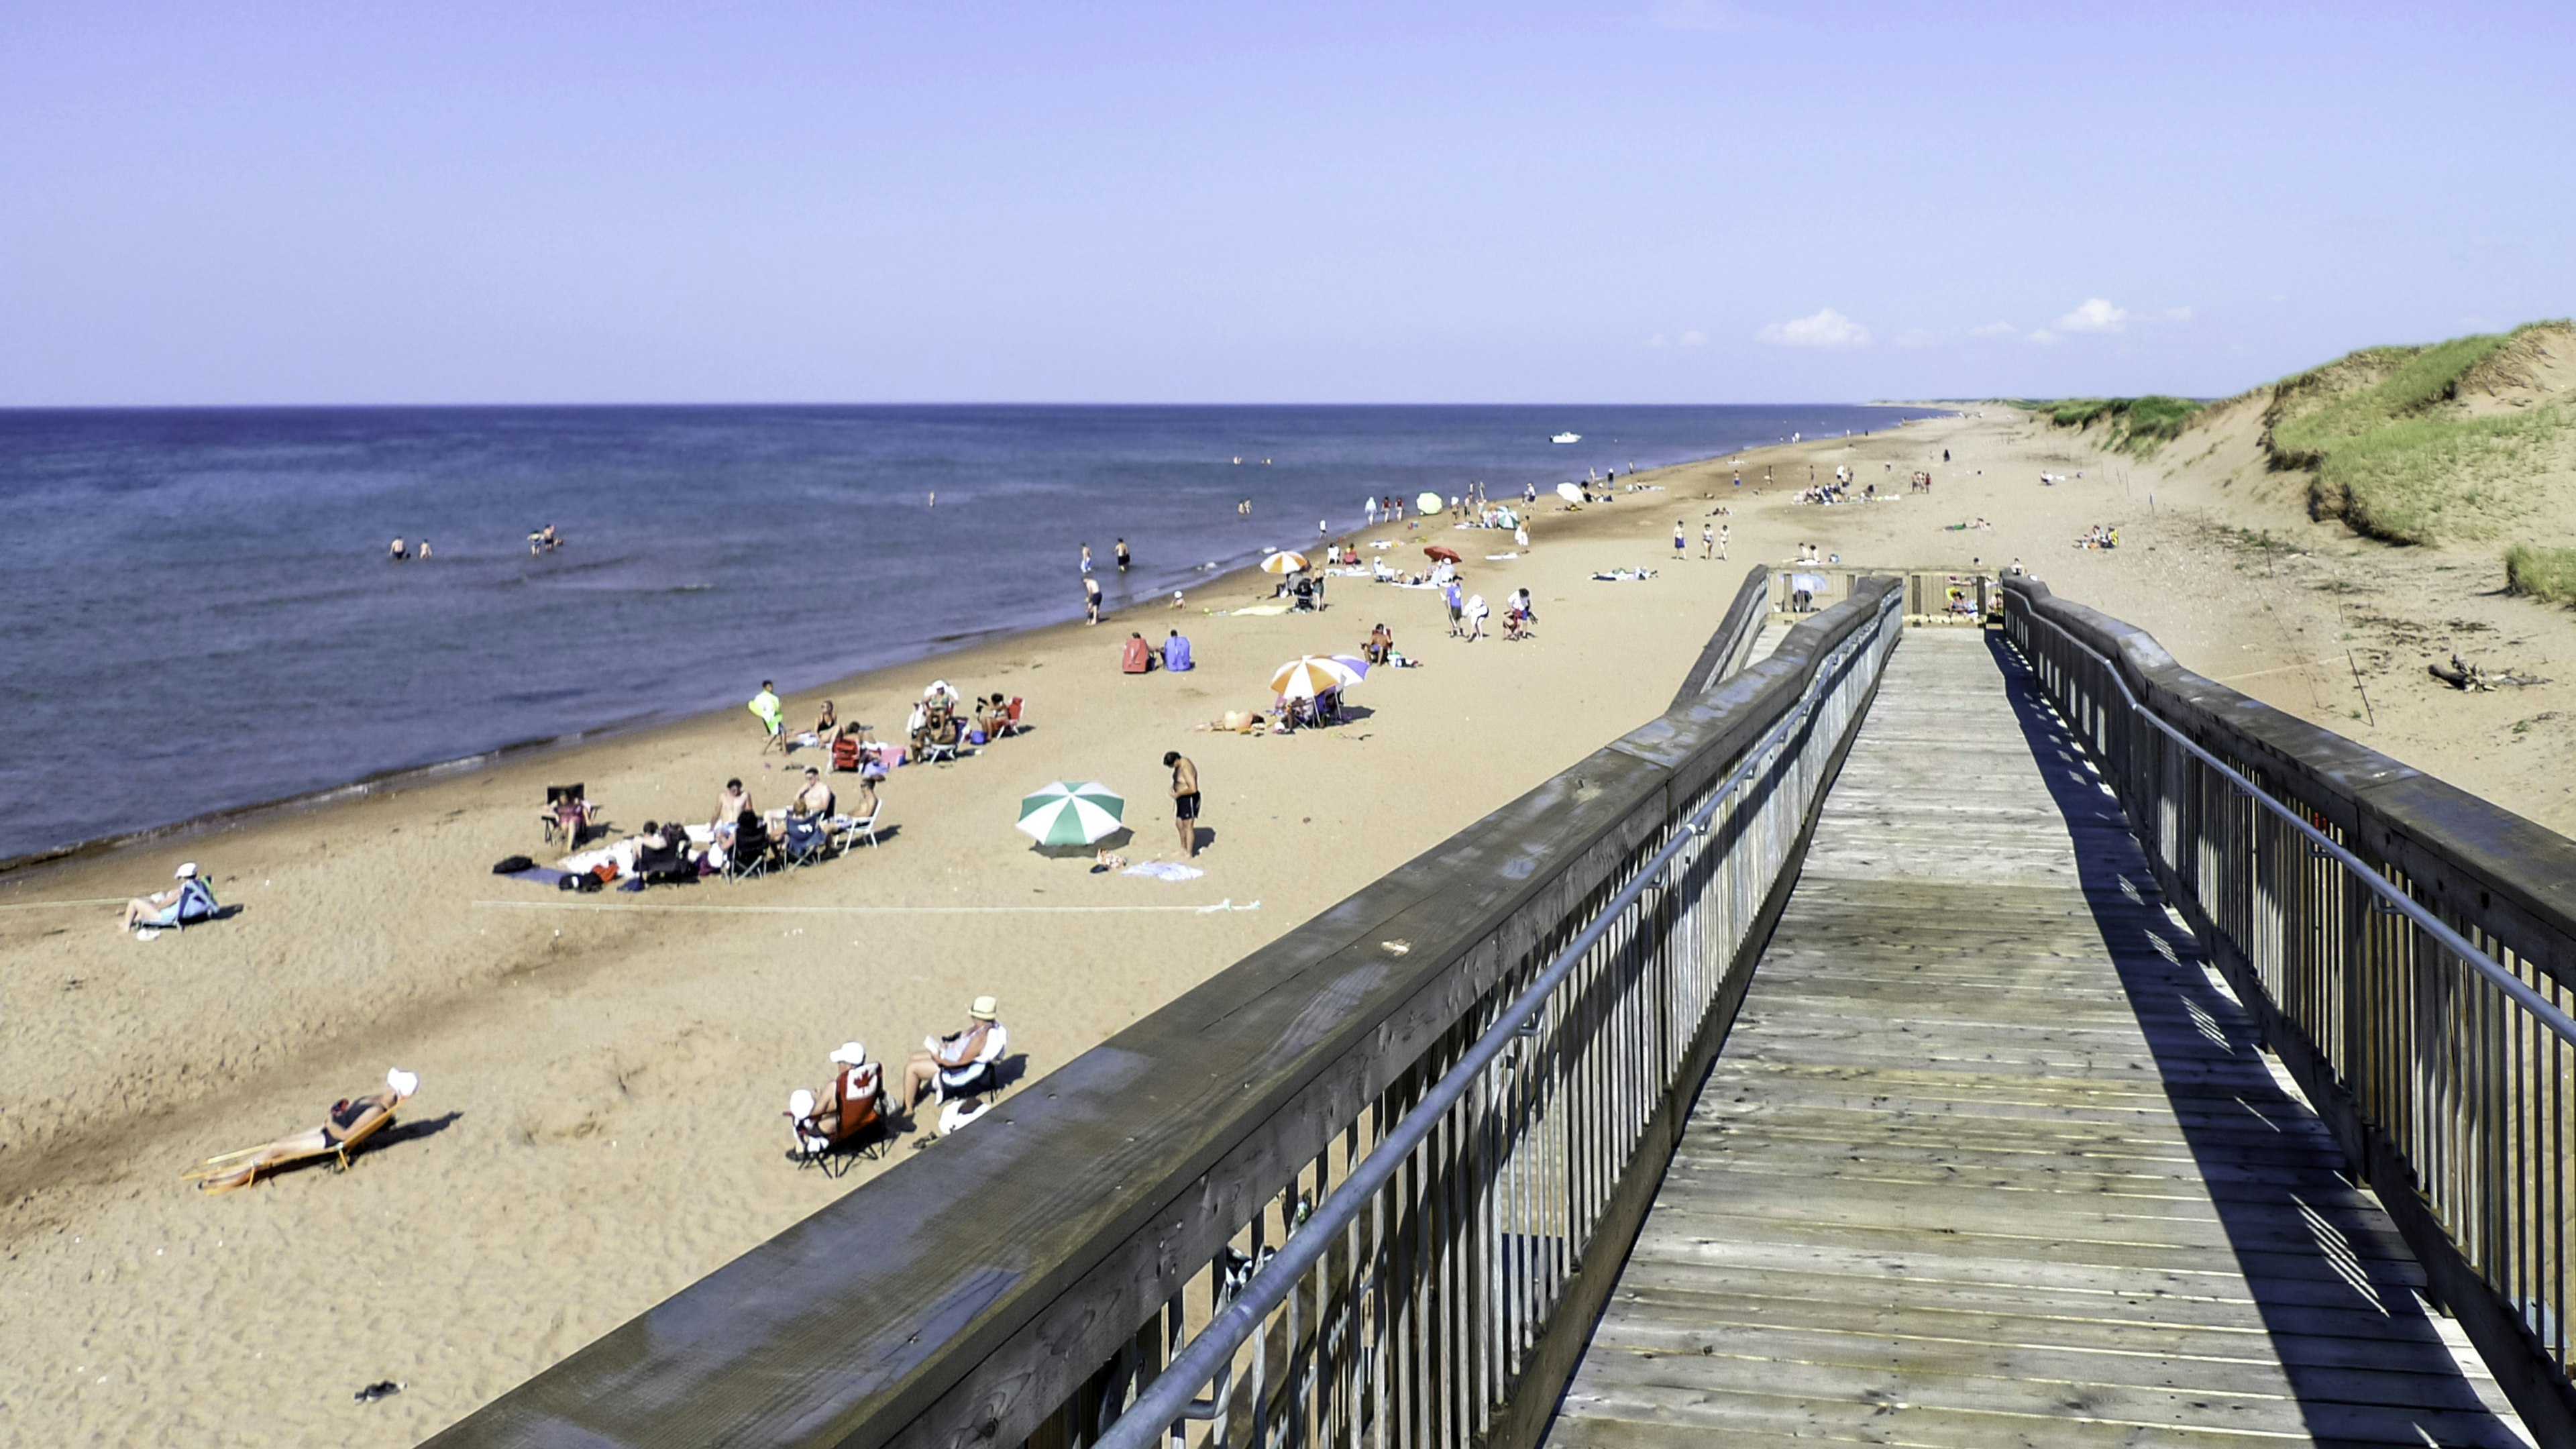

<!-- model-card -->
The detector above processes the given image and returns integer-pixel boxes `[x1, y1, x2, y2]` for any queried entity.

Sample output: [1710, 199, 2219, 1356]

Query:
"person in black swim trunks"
[1165, 750, 1200, 859]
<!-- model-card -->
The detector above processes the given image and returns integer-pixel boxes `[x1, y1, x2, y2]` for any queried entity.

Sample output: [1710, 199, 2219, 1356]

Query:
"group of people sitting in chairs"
[878, 681, 1021, 765]
[786, 995, 1012, 1165]
[547, 763, 881, 887]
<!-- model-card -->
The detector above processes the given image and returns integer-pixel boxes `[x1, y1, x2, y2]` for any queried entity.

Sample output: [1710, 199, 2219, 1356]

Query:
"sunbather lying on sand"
[1192, 710, 1270, 733]
[184, 1069, 419, 1193]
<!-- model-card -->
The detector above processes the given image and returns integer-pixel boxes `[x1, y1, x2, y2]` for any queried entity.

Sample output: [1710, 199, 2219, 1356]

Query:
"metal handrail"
[1099, 586, 1900, 1449]
[2016, 604, 2576, 1048]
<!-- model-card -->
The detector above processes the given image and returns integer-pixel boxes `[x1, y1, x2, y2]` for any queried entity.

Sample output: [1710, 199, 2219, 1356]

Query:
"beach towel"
[1484, 551, 1520, 560]
[507, 866, 572, 886]
[1228, 603, 1293, 616]
[1123, 861, 1207, 881]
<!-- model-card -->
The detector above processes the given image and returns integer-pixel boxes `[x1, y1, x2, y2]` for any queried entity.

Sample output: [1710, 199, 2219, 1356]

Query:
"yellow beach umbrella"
[1415, 490, 1446, 515]
[1271, 655, 1365, 700]
[1260, 550, 1309, 574]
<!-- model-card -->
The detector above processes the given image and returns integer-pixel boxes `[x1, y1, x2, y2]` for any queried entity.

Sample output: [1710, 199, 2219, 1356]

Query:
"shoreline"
[0, 418, 1915, 1446]
[1, 415, 1924, 885]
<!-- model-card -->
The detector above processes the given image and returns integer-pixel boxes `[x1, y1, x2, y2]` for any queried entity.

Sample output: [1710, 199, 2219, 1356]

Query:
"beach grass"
[2506, 543, 2576, 606]
[2271, 322, 2572, 545]
[2025, 395, 2203, 455]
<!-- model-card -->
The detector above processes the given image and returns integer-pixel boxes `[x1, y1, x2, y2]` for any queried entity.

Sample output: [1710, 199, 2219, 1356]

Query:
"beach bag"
[492, 854, 535, 875]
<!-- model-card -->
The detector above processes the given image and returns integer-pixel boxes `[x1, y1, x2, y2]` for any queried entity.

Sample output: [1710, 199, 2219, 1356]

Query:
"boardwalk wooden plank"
[1542, 630, 2526, 1449]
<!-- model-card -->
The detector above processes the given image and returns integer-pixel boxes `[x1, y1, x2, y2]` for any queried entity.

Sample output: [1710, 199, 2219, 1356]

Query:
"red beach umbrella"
[1423, 545, 1462, 563]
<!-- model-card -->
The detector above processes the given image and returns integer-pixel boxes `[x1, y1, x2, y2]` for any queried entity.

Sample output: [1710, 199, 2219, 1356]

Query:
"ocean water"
[0, 404, 1913, 863]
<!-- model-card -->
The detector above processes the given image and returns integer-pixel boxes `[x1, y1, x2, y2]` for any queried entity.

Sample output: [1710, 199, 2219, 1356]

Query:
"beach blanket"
[1484, 551, 1520, 560]
[1227, 603, 1293, 616]
[507, 866, 572, 886]
[1591, 569, 1660, 582]
[1123, 861, 1207, 881]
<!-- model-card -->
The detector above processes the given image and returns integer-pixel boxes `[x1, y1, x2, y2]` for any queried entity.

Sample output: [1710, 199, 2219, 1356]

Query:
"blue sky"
[4, 1, 2569, 405]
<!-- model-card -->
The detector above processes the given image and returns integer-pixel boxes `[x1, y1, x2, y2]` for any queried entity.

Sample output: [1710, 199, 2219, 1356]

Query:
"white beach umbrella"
[1016, 782, 1128, 847]
[1271, 655, 1366, 701]
[1260, 550, 1309, 574]
[1556, 482, 1585, 503]
[1415, 490, 1445, 515]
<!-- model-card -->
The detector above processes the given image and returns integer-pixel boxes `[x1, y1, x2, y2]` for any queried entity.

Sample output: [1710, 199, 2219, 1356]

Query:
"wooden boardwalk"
[1545, 629, 2530, 1448]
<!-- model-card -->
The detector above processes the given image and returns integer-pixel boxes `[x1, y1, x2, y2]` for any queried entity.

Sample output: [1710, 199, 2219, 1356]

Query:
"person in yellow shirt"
[749, 681, 785, 754]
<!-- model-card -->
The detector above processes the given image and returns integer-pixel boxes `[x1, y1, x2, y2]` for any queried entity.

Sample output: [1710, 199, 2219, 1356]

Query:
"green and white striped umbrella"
[1016, 781, 1127, 847]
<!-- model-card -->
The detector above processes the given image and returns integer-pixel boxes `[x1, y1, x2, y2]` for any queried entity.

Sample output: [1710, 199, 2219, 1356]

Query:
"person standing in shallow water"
[1085, 572, 1102, 625]
[1115, 538, 1130, 574]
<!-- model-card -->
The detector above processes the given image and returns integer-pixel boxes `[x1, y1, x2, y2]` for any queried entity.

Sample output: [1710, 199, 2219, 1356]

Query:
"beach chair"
[782, 813, 833, 869]
[634, 837, 696, 885]
[541, 785, 594, 846]
[786, 1081, 890, 1175]
[828, 808, 880, 853]
[999, 697, 1026, 737]
[724, 819, 778, 881]
[181, 1103, 400, 1195]
[829, 734, 863, 773]
[147, 877, 221, 933]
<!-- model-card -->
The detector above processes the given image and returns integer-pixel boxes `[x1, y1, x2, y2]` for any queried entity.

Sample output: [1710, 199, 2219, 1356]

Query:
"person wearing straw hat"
[121, 861, 217, 933]
[906, 998, 1008, 1108]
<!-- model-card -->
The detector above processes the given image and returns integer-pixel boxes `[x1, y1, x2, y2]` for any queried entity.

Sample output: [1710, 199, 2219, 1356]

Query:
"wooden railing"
[2004, 576, 2576, 1444]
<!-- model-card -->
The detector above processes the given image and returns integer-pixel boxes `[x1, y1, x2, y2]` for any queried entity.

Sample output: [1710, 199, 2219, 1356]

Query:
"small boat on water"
[1550, 431, 1580, 443]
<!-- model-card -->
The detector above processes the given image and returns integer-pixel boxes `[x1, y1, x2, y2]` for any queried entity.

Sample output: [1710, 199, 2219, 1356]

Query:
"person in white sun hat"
[121, 860, 218, 934]
[787, 1042, 888, 1157]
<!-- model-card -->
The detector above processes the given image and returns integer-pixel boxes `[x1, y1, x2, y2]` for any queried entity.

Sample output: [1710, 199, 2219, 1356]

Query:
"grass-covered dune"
[2015, 395, 2204, 454]
[2265, 322, 2573, 545]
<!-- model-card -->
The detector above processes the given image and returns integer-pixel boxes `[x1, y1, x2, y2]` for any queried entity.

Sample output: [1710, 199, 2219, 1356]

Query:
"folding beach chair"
[782, 813, 833, 869]
[723, 818, 778, 881]
[828, 808, 880, 853]
[148, 877, 221, 933]
[541, 785, 595, 846]
[181, 1100, 402, 1195]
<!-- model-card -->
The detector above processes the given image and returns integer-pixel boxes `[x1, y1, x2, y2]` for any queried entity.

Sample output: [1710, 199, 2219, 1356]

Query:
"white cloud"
[1758, 307, 1870, 350]
[2053, 298, 2131, 334]
[1678, 329, 1707, 347]
[1890, 328, 1939, 349]
[2025, 328, 2062, 345]
[1967, 321, 2018, 338]
[2162, 305, 2193, 323]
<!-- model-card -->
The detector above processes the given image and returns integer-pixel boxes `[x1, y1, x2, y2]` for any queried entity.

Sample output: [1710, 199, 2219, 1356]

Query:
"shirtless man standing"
[1165, 750, 1201, 859]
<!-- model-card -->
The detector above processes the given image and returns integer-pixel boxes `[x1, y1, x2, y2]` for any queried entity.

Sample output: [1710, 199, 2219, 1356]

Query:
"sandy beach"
[0, 468, 1819, 1446]
[11, 394, 2572, 1445]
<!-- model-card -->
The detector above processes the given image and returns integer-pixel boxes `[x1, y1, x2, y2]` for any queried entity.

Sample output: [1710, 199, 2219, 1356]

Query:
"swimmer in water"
[388, 536, 407, 561]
